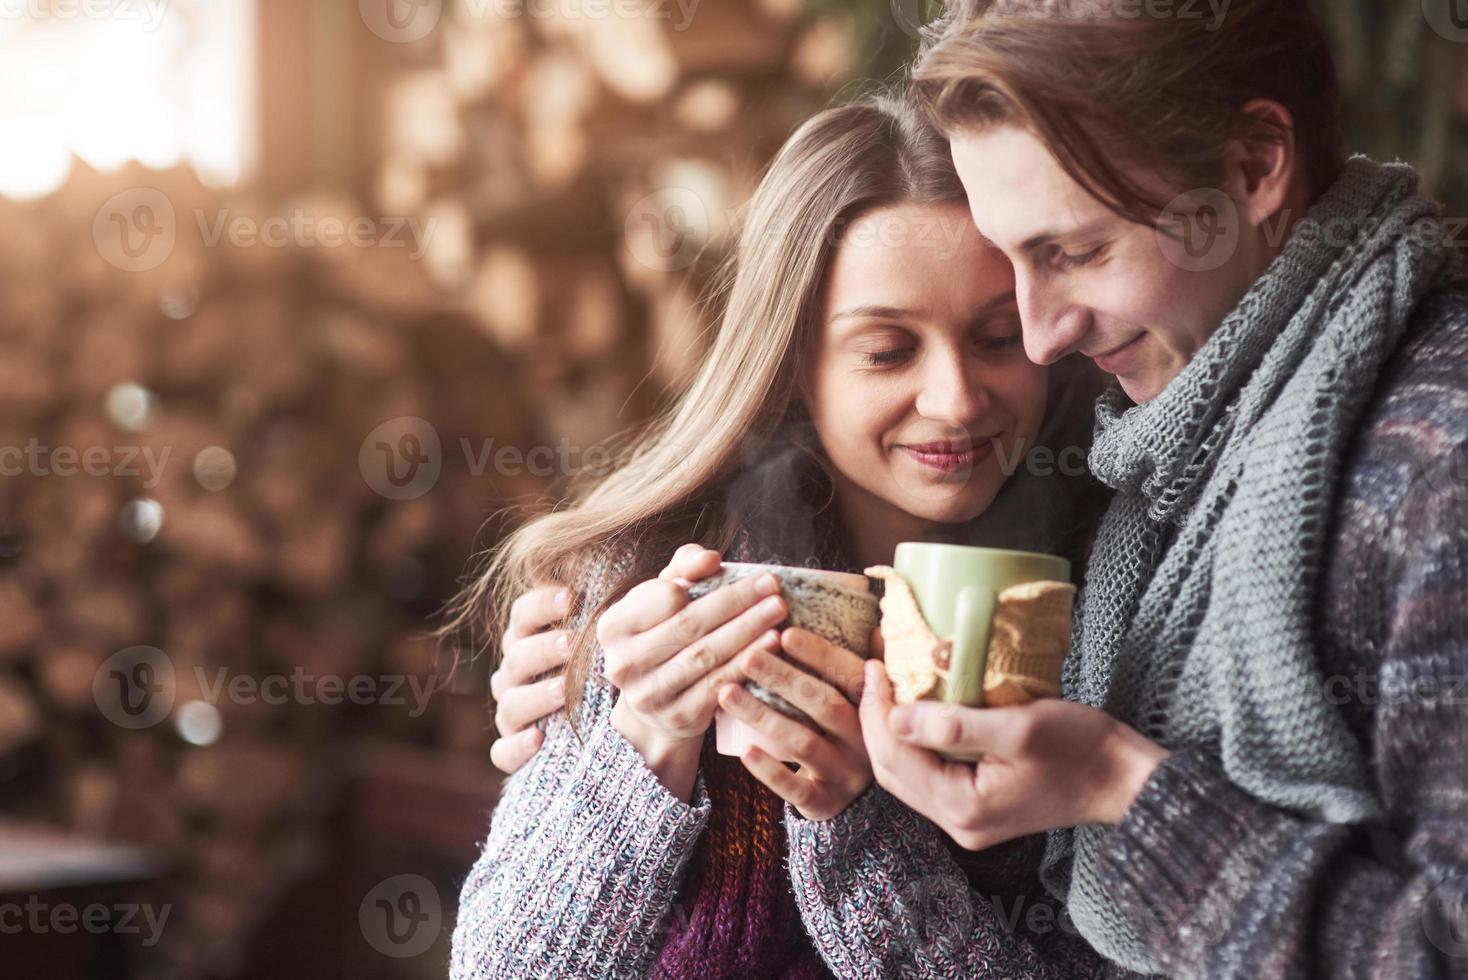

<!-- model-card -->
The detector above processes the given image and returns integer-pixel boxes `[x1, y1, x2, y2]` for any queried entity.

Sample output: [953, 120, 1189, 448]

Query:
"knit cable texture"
[1043, 157, 1459, 974]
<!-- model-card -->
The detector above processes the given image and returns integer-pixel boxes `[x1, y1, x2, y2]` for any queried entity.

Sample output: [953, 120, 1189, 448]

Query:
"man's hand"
[859, 659, 1169, 849]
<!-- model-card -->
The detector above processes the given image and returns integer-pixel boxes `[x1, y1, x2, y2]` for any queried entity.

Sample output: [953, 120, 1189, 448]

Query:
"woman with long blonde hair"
[447, 91, 1108, 979]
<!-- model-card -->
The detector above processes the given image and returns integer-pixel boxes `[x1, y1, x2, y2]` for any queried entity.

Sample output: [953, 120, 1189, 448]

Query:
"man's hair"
[913, 0, 1344, 224]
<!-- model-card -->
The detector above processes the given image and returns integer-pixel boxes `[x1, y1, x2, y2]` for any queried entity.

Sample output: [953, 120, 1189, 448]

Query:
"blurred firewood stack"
[365, 0, 860, 441]
[0, 159, 552, 975]
[0, 0, 867, 974]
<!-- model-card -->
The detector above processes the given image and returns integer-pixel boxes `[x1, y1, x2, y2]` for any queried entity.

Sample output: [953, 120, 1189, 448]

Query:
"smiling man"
[854, 1, 1468, 977]
[947, 121, 1312, 403]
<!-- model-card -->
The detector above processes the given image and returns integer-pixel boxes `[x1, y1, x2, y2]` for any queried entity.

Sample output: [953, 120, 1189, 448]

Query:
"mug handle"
[944, 585, 996, 707]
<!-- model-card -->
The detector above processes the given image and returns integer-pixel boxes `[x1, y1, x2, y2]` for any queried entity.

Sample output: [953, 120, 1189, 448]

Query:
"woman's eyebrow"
[827, 302, 916, 325]
[972, 290, 1018, 321]
[828, 304, 916, 325]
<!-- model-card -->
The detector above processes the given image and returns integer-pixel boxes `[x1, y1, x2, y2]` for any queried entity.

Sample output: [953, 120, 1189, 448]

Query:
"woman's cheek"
[815, 373, 900, 464]
[984, 363, 1047, 436]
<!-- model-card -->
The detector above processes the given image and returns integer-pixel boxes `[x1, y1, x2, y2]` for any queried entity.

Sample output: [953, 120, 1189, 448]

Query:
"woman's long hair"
[437, 93, 971, 730]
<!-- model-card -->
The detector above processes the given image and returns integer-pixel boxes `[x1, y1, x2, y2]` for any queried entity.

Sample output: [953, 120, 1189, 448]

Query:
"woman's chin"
[889, 483, 1002, 527]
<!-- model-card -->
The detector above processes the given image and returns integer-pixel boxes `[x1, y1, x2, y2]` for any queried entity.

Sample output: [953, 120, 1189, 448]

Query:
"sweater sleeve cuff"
[571, 718, 712, 856]
[783, 782, 894, 857]
[1098, 749, 1295, 949]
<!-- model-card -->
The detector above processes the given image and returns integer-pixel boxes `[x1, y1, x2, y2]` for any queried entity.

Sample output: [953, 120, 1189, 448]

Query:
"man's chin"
[1117, 372, 1167, 404]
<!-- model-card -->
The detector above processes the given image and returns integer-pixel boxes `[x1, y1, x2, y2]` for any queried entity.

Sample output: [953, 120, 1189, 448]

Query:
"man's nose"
[1017, 272, 1088, 365]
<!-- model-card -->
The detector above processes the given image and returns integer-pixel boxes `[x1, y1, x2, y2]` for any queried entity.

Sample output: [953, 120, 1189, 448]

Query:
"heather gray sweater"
[452, 284, 1468, 980]
[447, 547, 1100, 979]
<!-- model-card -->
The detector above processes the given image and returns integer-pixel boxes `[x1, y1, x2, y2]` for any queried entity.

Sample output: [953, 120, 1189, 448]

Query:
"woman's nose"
[914, 352, 990, 425]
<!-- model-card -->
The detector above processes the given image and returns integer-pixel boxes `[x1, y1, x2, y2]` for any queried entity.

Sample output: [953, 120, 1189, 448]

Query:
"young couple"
[450, 1, 1468, 977]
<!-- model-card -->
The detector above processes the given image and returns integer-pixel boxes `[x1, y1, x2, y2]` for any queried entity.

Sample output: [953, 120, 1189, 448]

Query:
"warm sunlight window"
[0, 0, 255, 199]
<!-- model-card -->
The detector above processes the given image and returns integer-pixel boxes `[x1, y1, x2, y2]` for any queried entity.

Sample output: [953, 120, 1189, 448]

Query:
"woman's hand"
[490, 585, 574, 774]
[599, 544, 789, 801]
[859, 659, 1169, 850]
[716, 626, 874, 821]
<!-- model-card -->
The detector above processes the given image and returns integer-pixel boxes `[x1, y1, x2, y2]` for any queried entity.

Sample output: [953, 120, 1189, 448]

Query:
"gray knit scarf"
[1040, 158, 1457, 975]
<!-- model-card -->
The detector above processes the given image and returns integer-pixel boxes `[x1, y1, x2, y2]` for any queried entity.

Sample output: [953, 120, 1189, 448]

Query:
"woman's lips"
[900, 439, 996, 473]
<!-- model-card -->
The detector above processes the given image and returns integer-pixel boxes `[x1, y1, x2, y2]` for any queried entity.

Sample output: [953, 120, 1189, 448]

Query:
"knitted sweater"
[1083, 282, 1468, 979]
[449, 368, 1111, 979]
[781, 286, 1468, 980]
[451, 282, 1468, 977]
[445, 548, 1097, 979]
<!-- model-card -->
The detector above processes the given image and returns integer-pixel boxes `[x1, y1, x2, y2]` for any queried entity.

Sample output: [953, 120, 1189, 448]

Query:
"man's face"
[950, 125, 1261, 402]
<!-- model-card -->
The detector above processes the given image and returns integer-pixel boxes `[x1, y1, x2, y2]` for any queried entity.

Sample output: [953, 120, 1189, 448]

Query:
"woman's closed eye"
[860, 346, 914, 367]
[976, 332, 1025, 353]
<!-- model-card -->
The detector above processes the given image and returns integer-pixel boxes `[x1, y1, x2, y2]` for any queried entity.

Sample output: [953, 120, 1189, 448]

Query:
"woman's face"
[804, 201, 1048, 528]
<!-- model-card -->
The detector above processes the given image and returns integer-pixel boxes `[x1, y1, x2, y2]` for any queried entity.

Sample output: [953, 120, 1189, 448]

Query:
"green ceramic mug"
[892, 542, 1072, 710]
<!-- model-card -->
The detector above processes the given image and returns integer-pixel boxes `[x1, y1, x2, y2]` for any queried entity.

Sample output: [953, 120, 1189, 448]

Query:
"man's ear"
[1227, 98, 1298, 229]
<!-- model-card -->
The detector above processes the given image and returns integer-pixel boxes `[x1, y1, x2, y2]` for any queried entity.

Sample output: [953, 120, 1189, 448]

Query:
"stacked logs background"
[1, 0, 1463, 977]
[1, 1, 879, 977]
[359, 0, 882, 436]
[0, 159, 553, 977]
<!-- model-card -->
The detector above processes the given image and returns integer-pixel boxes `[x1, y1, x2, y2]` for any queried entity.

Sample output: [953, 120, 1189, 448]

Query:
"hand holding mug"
[860, 658, 1169, 849]
[717, 626, 874, 821]
[598, 545, 788, 799]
